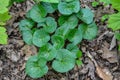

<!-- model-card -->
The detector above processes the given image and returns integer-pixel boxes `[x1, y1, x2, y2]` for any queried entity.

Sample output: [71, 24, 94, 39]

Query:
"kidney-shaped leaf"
[38, 43, 57, 61]
[78, 23, 97, 40]
[22, 30, 33, 45]
[43, 17, 57, 33]
[108, 13, 120, 31]
[33, 29, 50, 47]
[58, 0, 80, 15]
[28, 4, 47, 23]
[52, 49, 76, 73]
[51, 35, 64, 49]
[19, 19, 35, 31]
[58, 15, 78, 29]
[26, 55, 48, 78]
[77, 8, 94, 24]
[67, 28, 83, 45]
[41, 2, 57, 13]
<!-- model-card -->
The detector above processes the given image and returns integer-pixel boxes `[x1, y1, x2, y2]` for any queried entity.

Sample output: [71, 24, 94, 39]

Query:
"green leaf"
[0, 12, 11, 22]
[33, 29, 50, 47]
[26, 55, 48, 78]
[108, 13, 120, 31]
[11, 0, 25, 3]
[101, 14, 109, 22]
[92, 1, 99, 7]
[52, 49, 76, 73]
[76, 8, 94, 24]
[100, 0, 111, 5]
[43, 17, 57, 33]
[78, 23, 98, 40]
[41, 2, 57, 13]
[65, 0, 74, 2]
[27, 4, 47, 23]
[38, 43, 57, 61]
[55, 26, 69, 39]
[58, 15, 78, 29]
[0, 0, 9, 13]
[40, 0, 59, 3]
[66, 43, 82, 58]
[22, 30, 33, 45]
[111, 0, 120, 11]
[0, 27, 8, 44]
[58, 0, 80, 15]
[51, 35, 64, 49]
[76, 60, 82, 66]
[19, 19, 35, 31]
[115, 32, 120, 40]
[67, 28, 83, 45]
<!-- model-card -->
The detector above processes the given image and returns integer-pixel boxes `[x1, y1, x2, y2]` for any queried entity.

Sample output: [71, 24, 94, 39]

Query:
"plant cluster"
[19, 0, 98, 78]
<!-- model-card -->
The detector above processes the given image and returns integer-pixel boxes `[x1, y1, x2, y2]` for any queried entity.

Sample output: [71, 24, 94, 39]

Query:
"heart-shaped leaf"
[66, 43, 82, 58]
[22, 30, 33, 45]
[52, 49, 76, 73]
[78, 23, 98, 40]
[58, 15, 78, 29]
[26, 55, 48, 78]
[43, 17, 57, 33]
[33, 29, 50, 47]
[27, 4, 47, 23]
[76, 8, 94, 24]
[51, 35, 64, 49]
[58, 0, 80, 15]
[19, 19, 35, 31]
[67, 28, 82, 45]
[41, 2, 57, 13]
[38, 43, 57, 61]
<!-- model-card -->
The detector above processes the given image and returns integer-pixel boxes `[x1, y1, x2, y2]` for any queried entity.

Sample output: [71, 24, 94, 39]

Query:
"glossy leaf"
[52, 49, 76, 73]
[19, 19, 35, 31]
[33, 29, 50, 47]
[67, 28, 82, 45]
[22, 30, 33, 45]
[51, 35, 64, 49]
[26, 55, 48, 78]
[41, 2, 57, 13]
[58, 0, 80, 15]
[78, 23, 98, 40]
[66, 43, 82, 58]
[40, 0, 59, 3]
[43, 17, 57, 33]
[58, 15, 78, 29]
[38, 43, 57, 61]
[27, 4, 47, 23]
[77, 8, 94, 24]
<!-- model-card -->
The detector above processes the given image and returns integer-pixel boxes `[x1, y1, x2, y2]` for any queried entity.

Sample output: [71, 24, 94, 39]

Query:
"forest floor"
[0, 0, 120, 80]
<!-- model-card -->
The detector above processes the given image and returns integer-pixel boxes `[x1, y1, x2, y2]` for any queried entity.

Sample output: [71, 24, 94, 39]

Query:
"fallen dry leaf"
[87, 51, 113, 80]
